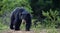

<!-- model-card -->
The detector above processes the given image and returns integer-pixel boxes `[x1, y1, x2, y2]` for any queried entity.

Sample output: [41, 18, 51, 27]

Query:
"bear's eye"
[21, 14, 22, 15]
[19, 13, 22, 16]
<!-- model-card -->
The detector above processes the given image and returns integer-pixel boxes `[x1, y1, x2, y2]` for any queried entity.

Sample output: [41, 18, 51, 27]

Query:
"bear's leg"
[25, 16, 31, 31]
[26, 19, 31, 31]
[15, 19, 22, 31]
[10, 15, 15, 30]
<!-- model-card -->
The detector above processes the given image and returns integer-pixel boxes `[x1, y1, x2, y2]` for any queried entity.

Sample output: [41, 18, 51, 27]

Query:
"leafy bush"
[42, 9, 60, 28]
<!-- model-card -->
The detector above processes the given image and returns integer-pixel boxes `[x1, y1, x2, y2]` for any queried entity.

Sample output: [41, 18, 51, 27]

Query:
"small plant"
[42, 9, 60, 28]
[47, 29, 58, 33]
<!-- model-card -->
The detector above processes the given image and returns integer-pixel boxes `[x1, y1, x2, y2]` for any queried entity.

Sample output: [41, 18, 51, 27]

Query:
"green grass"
[0, 19, 60, 33]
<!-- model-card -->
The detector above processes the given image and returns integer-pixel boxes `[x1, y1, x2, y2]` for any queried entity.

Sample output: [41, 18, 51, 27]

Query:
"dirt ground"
[0, 29, 60, 33]
[0, 30, 36, 33]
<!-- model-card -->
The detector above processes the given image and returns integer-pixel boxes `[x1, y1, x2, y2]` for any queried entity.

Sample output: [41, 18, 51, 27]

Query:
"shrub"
[42, 9, 60, 28]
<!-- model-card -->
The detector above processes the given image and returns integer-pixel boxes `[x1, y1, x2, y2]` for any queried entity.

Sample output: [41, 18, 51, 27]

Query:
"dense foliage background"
[0, 0, 60, 32]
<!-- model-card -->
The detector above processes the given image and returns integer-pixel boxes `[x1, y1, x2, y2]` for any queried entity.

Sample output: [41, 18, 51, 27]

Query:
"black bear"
[10, 7, 32, 31]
